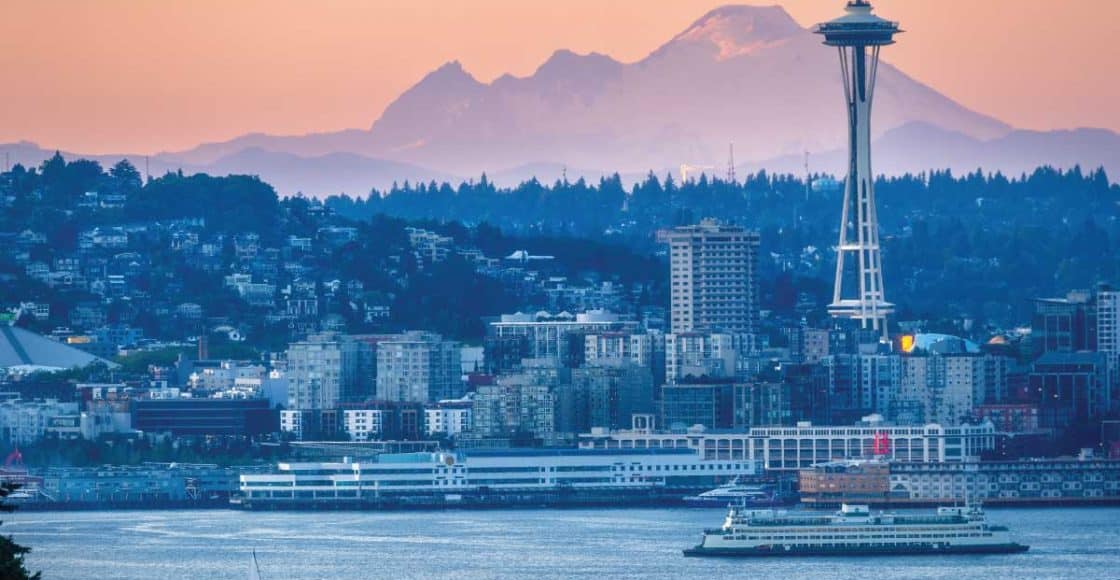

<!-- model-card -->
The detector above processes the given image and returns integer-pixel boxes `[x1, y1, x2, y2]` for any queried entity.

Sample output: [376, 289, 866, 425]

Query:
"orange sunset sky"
[1, 0, 1117, 155]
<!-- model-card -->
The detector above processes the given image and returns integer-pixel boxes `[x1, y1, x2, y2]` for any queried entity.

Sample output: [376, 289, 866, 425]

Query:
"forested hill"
[325, 167, 1120, 324]
[4, 151, 1119, 332]
[0, 154, 665, 344]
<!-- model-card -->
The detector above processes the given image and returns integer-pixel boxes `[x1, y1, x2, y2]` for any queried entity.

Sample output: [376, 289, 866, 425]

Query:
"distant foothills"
[2, 151, 1117, 352]
[2, 5, 1120, 195]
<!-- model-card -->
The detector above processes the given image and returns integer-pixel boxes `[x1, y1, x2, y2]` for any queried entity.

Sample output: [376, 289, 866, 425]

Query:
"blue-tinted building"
[131, 398, 276, 436]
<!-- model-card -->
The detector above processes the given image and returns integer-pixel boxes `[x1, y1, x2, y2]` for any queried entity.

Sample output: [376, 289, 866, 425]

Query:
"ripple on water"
[8, 507, 1120, 580]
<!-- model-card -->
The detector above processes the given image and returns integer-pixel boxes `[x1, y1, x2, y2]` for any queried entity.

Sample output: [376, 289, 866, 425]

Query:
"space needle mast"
[815, 0, 900, 339]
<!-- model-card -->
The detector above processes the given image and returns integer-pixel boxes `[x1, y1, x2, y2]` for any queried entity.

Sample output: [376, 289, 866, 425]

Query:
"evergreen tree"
[0, 484, 39, 580]
[109, 159, 143, 192]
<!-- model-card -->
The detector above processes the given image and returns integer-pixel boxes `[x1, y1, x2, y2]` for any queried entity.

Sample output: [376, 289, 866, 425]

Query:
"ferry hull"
[237, 487, 695, 511]
[683, 543, 1030, 558]
[682, 497, 787, 508]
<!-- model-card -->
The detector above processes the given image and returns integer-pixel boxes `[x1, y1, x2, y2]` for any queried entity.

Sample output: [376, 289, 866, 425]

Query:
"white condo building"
[898, 354, 1010, 426]
[0, 399, 81, 444]
[285, 334, 364, 410]
[661, 220, 760, 335]
[584, 332, 655, 368]
[1097, 288, 1120, 355]
[188, 361, 267, 392]
[343, 409, 386, 442]
[665, 332, 739, 381]
[375, 332, 461, 403]
[490, 310, 636, 365]
[424, 402, 473, 437]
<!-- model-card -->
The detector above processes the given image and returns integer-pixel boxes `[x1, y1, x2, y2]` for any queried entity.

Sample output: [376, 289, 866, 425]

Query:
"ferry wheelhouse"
[684, 503, 1029, 557]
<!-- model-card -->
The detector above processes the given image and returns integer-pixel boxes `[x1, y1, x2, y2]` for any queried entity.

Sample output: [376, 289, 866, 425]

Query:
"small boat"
[684, 480, 783, 507]
[249, 550, 263, 580]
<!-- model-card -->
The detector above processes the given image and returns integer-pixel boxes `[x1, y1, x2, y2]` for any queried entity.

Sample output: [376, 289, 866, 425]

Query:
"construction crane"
[679, 164, 716, 184]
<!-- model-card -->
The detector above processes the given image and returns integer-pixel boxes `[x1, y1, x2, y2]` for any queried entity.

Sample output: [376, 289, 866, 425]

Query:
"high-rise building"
[285, 333, 368, 410]
[939, 356, 989, 426]
[822, 353, 904, 424]
[898, 352, 1014, 426]
[1095, 288, 1120, 355]
[787, 326, 830, 365]
[737, 381, 796, 429]
[661, 220, 759, 335]
[858, 353, 902, 419]
[816, 0, 900, 338]
[1095, 289, 1120, 407]
[1029, 351, 1112, 431]
[488, 310, 636, 368]
[664, 332, 738, 382]
[584, 330, 666, 387]
[1031, 292, 1097, 356]
[583, 332, 655, 369]
[472, 362, 562, 440]
[569, 361, 655, 432]
[780, 363, 832, 426]
[375, 331, 462, 403]
[822, 354, 862, 424]
[660, 382, 739, 430]
[482, 333, 530, 375]
[898, 354, 938, 424]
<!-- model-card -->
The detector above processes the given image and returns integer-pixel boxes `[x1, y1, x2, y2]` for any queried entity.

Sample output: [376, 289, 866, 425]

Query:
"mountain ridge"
[4, 4, 1117, 194]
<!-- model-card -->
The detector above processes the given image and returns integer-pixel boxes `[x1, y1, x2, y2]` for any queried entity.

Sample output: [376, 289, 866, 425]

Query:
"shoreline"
[13, 496, 1120, 512]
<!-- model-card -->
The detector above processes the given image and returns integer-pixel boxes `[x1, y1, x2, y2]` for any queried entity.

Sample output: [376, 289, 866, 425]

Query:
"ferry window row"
[738, 533, 988, 541]
[746, 526, 983, 534]
[634, 464, 744, 472]
[465, 478, 543, 485]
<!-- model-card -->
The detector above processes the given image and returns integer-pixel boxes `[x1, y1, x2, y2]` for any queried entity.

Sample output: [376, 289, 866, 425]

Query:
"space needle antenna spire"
[815, 0, 901, 339]
[727, 142, 736, 184]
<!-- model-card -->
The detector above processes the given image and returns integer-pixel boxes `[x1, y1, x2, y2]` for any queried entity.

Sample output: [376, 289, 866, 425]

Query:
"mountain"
[4, 4, 1117, 194]
[199, 148, 456, 196]
[401, 4, 1016, 175]
[157, 4, 1010, 178]
[0, 142, 453, 196]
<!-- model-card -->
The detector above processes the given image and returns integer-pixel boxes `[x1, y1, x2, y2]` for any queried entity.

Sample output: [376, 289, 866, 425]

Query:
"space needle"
[815, 0, 900, 339]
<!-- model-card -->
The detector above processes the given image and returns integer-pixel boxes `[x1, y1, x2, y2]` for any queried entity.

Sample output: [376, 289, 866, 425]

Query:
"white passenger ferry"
[683, 503, 1029, 557]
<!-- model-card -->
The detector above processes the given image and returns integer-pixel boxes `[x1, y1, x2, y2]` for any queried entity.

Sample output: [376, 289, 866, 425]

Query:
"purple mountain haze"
[3, 5, 1117, 194]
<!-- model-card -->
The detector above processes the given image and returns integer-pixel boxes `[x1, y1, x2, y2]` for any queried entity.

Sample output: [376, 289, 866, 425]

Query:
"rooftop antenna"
[561, 165, 567, 185]
[144, 156, 150, 183]
[804, 150, 810, 201]
[727, 142, 736, 184]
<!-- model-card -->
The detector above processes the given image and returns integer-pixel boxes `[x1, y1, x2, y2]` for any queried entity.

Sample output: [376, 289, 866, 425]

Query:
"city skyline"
[1, 2, 1119, 578]
[2, 0, 1119, 155]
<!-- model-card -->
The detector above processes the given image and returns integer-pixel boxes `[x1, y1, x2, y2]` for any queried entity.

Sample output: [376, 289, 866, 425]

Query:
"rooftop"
[0, 325, 118, 372]
[814, 0, 901, 47]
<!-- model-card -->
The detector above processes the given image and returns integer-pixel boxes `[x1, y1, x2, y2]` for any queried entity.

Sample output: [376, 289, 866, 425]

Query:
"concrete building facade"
[285, 333, 366, 410]
[662, 220, 759, 335]
[375, 332, 461, 403]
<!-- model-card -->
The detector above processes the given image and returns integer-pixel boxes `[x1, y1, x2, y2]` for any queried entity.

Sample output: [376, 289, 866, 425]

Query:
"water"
[7, 506, 1118, 579]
